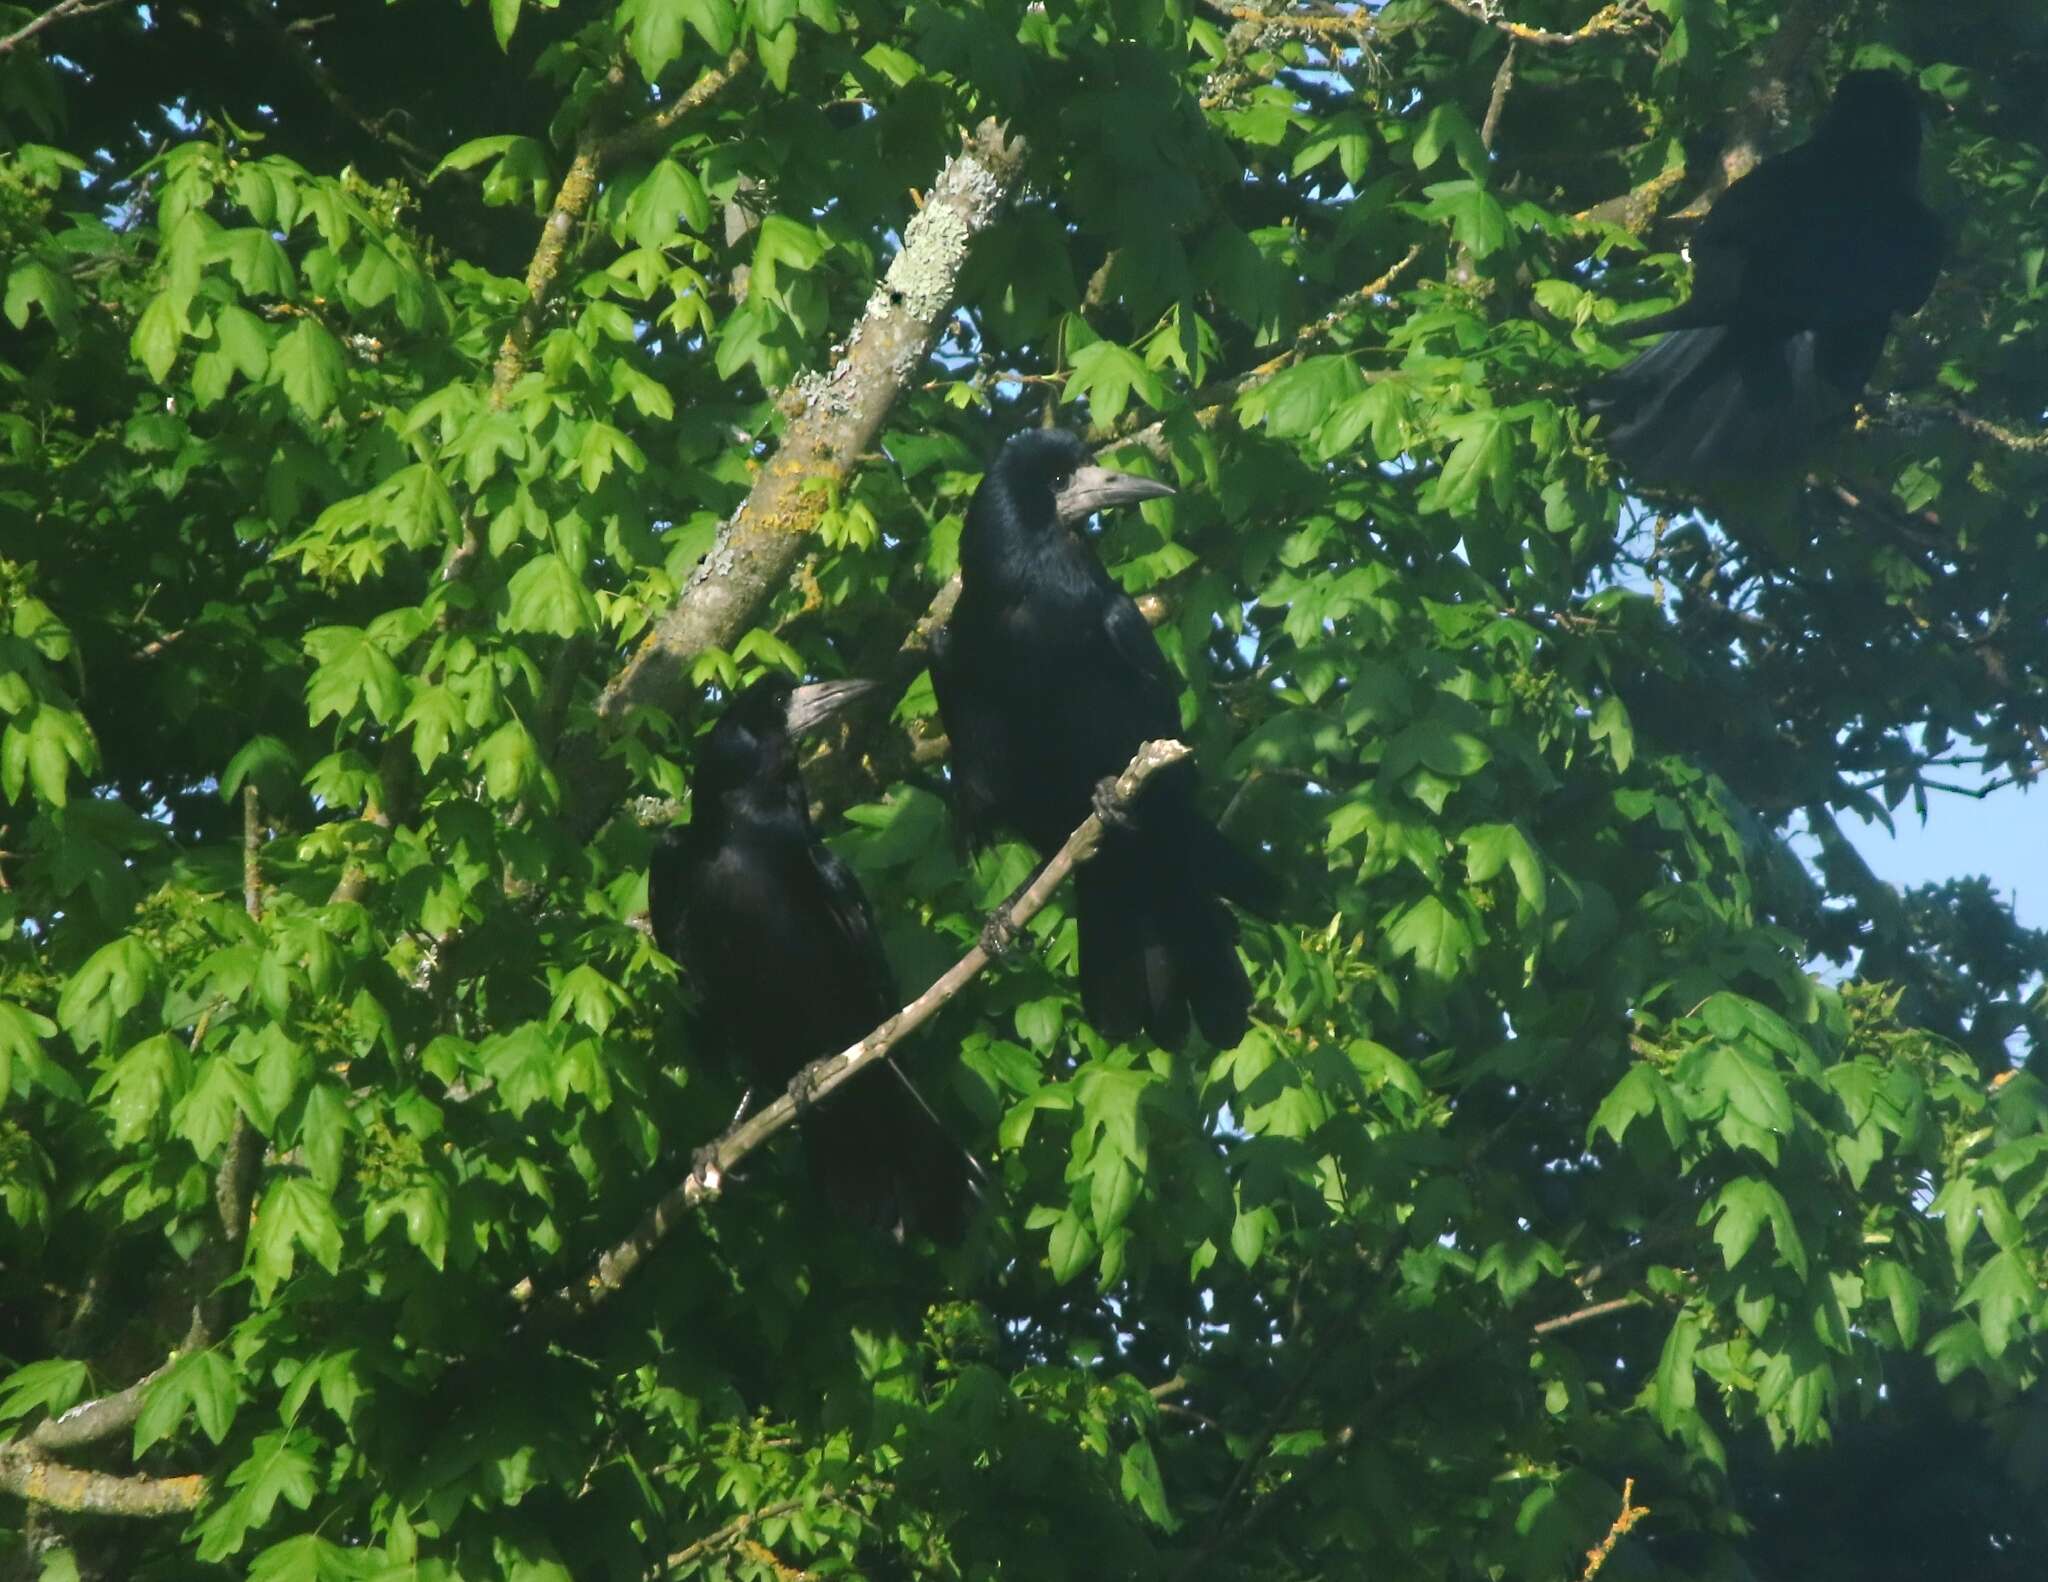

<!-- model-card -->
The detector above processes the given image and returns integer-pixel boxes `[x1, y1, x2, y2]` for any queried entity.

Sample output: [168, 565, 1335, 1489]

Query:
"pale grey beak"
[1054, 464, 1176, 524]
[784, 678, 878, 737]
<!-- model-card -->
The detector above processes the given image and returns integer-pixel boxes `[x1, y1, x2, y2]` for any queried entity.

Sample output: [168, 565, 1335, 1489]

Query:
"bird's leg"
[785, 1060, 827, 1110]
[1092, 774, 1138, 830]
[980, 857, 1052, 958]
[690, 1143, 725, 1193]
[980, 904, 1030, 958]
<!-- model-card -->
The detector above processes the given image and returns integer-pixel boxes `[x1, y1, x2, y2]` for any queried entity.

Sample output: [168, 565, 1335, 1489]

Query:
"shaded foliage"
[2, 0, 2046, 1578]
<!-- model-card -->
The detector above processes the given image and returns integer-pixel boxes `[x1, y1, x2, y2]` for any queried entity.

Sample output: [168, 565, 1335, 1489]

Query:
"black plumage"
[930, 430, 1275, 1051]
[649, 675, 969, 1241]
[1584, 71, 1943, 484]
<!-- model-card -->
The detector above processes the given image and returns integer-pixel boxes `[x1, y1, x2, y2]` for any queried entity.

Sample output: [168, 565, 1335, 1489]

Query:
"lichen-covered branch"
[1572, 160, 1686, 234]
[0, 1451, 204, 1518]
[489, 145, 603, 406]
[1196, 0, 1291, 113]
[1433, 0, 1655, 49]
[1579, 1478, 1652, 1580]
[600, 46, 751, 164]
[1574, 0, 1826, 232]
[591, 118, 1028, 736]
[512, 739, 1191, 1327]
[1877, 398, 2048, 453]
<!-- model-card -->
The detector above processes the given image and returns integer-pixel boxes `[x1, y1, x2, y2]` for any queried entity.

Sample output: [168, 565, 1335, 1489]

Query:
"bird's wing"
[928, 613, 1009, 843]
[1097, 584, 1183, 741]
[1677, 150, 1823, 318]
[1886, 201, 1945, 314]
[808, 840, 901, 1025]
[647, 828, 690, 961]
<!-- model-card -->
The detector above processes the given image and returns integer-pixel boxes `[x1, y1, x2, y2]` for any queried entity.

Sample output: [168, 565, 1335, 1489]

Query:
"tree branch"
[1682, 0, 1830, 210]
[1530, 1293, 1645, 1336]
[600, 46, 751, 164]
[21, 1354, 172, 1457]
[0, 0, 120, 56]
[1579, 1477, 1651, 1580]
[1433, 0, 1654, 50]
[588, 118, 1028, 743]
[236, 0, 431, 169]
[0, 1452, 203, 1518]
[485, 49, 750, 411]
[1574, 0, 1827, 232]
[513, 738, 1191, 1326]
[654, 1482, 881, 1578]
[1875, 398, 2048, 454]
[19, 794, 269, 1462]
[488, 146, 599, 405]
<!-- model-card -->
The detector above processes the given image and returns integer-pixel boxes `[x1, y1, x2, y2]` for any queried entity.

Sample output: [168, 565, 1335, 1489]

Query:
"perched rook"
[1584, 71, 1943, 484]
[650, 675, 969, 1241]
[931, 430, 1276, 1050]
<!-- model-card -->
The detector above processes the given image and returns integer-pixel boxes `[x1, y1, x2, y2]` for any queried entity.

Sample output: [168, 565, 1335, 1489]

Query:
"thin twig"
[236, 0, 431, 167]
[1171, 1348, 1459, 1579]
[1480, 37, 1518, 148]
[656, 1483, 881, 1578]
[1530, 1293, 1644, 1336]
[512, 739, 1193, 1326]
[0, 0, 121, 56]
[1579, 1477, 1651, 1580]
[1295, 242, 1425, 350]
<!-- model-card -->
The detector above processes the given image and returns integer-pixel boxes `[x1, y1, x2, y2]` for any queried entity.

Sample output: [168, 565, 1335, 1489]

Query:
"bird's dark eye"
[1051, 471, 1072, 491]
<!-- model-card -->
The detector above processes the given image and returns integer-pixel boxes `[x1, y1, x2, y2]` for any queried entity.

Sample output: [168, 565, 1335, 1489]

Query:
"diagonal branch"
[1875, 398, 2048, 454]
[20, 1322, 195, 1456]
[590, 118, 1029, 734]
[1574, 0, 1827, 232]
[236, 0, 432, 169]
[654, 1481, 885, 1578]
[600, 46, 752, 165]
[513, 738, 1191, 1328]
[0, 0, 121, 55]
[554, 119, 1029, 843]
[488, 50, 750, 408]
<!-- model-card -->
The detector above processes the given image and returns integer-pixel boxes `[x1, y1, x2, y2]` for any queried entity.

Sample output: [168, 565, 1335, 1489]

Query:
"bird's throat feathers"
[961, 489, 1100, 601]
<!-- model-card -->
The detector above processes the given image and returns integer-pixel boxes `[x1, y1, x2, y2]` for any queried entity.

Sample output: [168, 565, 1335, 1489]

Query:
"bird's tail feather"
[1583, 324, 1844, 483]
[805, 1076, 975, 1244]
[1077, 845, 1254, 1052]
